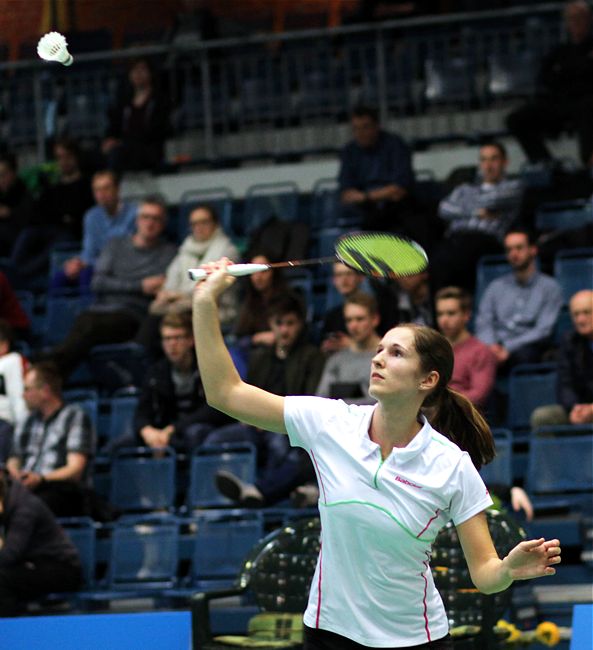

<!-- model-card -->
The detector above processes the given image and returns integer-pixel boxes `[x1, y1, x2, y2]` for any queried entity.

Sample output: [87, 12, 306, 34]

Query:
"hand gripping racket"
[188, 232, 428, 281]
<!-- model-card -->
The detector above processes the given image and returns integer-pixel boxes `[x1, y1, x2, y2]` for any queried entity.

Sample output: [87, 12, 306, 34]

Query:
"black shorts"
[304, 625, 453, 650]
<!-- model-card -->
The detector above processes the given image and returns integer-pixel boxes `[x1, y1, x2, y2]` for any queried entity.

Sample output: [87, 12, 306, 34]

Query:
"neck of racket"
[265, 256, 336, 270]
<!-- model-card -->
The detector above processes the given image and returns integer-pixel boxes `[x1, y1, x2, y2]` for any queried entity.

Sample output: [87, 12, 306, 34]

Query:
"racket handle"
[188, 263, 270, 281]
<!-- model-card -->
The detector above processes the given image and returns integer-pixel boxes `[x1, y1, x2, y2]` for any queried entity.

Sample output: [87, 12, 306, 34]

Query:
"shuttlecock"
[37, 31, 73, 66]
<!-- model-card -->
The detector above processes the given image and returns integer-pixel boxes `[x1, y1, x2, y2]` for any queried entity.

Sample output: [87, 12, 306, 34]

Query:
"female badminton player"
[192, 258, 561, 650]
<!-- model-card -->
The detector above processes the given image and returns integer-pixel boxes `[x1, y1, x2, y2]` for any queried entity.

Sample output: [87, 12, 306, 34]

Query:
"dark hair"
[401, 324, 495, 469]
[140, 193, 168, 216]
[53, 136, 81, 162]
[479, 140, 507, 159]
[161, 310, 192, 334]
[92, 169, 120, 186]
[434, 286, 472, 313]
[267, 292, 305, 322]
[0, 319, 14, 348]
[29, 361, 63, 396]
[189, 204, 219, 225]
[504, 226, 536, 246]
[344, 290, 378, 316]
[0, 152, 17, 172]
[351, 105, 379, 123]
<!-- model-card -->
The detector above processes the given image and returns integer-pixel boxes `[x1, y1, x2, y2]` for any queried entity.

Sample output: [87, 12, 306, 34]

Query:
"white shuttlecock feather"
[37, 32, 73, 66]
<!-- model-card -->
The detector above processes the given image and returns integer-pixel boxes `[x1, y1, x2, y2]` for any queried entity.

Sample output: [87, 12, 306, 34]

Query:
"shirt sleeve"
[449, 453, 493, 526]
[284, 395, 336, 449]
[65, 406, 96, 456]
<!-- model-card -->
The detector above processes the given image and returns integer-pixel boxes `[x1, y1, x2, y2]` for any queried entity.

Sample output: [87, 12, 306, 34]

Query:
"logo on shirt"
[394, 475, 422, 489]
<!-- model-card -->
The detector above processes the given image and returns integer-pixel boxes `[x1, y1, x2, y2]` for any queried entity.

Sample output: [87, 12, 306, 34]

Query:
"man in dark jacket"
[506, 1, 593, 167]
[107, 310, 230, 453]
[531, 289, 593, 428]
[0, 469, 82, 616]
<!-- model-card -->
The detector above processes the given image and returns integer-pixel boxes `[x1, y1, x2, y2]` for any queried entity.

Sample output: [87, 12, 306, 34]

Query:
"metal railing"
[0, 3, 564, 165]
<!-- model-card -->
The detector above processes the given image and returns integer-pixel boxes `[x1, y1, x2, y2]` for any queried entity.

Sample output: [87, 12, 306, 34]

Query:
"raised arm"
[456, 511, 561, 594]
[192, 259, 287, 434]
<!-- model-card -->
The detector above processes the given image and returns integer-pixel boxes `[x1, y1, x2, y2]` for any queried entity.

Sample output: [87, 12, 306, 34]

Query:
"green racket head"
[334, 231, 428, 278]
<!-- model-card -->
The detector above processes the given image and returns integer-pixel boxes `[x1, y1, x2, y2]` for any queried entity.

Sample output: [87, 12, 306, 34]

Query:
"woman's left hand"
[503, 538, 561, 581]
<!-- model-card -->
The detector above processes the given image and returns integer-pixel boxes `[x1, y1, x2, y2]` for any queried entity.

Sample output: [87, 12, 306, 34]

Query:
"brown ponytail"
[398, 323, 495, 470]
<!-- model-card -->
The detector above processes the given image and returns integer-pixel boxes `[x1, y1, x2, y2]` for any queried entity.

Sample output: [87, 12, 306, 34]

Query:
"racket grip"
[188, 263, 269, 281]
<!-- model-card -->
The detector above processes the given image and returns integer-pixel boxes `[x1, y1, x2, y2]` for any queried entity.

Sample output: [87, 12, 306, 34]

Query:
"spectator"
[433, 141, 524, 291]
[0, 271, 30, 341]
[11, 138, 93, 284]
[0, 152, 34, 258]
[102, 58, 170, 173]
[338, 105, 425, 245]
[378, 270, 435, 328]
[207, 293, 325, 507]
[320, 262, 366, 354]
[6, 362, 95, 517]
[435, 286, 496, 411]
[0, 320, 28, 463]
[0, 469, 82, 617]
[108, 311, 230, 453]
[233, 252, 289, 348]
[476, 228, 563, 369]
[45, 196, 176, 378]
[506, 1, 593, 167]
[51, 170, 137, 293]
[531, 289, 593, 429]
[316, 291, 379, 403]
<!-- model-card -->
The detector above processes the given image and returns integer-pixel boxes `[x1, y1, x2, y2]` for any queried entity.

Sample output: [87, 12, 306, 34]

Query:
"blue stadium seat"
[526, 434, 593, 513]
[187, 443, 257, 510]
[507, 363, 558, 436]
[58, 516, 97, 589]
[107, 394, 139, 442]
[536, 200, 593, 232]
[310, 178, 339, 231]
[474, 254, 510, 307]
[479, 429, 512, 487]
[109, 447, 176, 513]
[178, 187, 234, 242]
[89, 342, 148, 394]
[553, 248, 593, 304]
[42, 293, 92, 346]
[423, 57, 475, 107]
[242, 182, 300, 236]
[487, 51, 538, 99]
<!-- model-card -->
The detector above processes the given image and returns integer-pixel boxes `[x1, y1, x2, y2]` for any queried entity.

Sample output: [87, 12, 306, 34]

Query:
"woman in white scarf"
[150, 205, 239, 325]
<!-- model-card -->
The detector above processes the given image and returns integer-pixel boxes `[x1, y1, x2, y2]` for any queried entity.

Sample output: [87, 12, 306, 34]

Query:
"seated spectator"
[433, 141, 523, 291]
[506, 1, 593, 168]
[207, 293, 325, 507]
[137, 204, 239, 358]
[476, 228, 563, 369]
[435, 287, 496, 411]
[6, 362, 95, 517]
[44, 196, 176, 378]
[379, 270, 435, 328]
[320, 262, 366, 354]
[0, 469, 82, 617]
[0, 152, 34, 258]
[0, 271, 30, 341]
[107, 311, 230, 453]
[232, 251, 289, 349]
[12, 138, 94, 285]
[531, 289, 593, 429]
[102, 58, 170, 173]
[51, 170, 137, 293]
[316, 291, 379, 403]
[0, 320, 28, 463]
[338, 105, 426, 245]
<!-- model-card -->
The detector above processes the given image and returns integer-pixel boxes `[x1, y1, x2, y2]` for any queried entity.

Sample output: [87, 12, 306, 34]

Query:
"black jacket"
[557, 331, 593, 411]
[0, 478, 80, 569]
[133, 357, 231, 442]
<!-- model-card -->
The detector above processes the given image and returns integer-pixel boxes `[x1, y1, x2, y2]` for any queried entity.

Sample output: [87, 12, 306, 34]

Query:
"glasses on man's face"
[139, 212, 165, 223]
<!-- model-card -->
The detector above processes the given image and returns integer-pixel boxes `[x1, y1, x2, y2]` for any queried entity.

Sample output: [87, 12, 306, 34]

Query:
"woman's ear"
[419, 370, 439, 392]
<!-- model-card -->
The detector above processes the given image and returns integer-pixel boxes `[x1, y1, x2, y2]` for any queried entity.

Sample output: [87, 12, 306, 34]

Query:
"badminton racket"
[188, 232, 428, 281]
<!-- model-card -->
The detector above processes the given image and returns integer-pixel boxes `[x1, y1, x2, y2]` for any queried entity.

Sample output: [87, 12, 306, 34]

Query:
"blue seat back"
[507, 363, 558, 432]
[110, 447, 176, 512]
[311, 178, 339, 231]
[242, 182, 300, 236]
[59, 516, 96, 587]
[108, 395, 139, 441]
[480, 429, 512, 487]
[187, 443, 257, 509]
[43, 294, 92, 346]
[475, 254, 510, 308]
[536, 200, 593, 232]
[109, 518, 179, 590]
[553, 248, 593, 305]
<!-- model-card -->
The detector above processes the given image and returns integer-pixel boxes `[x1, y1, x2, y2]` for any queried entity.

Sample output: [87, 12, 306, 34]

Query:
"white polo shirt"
[285, 396, 493, 648]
